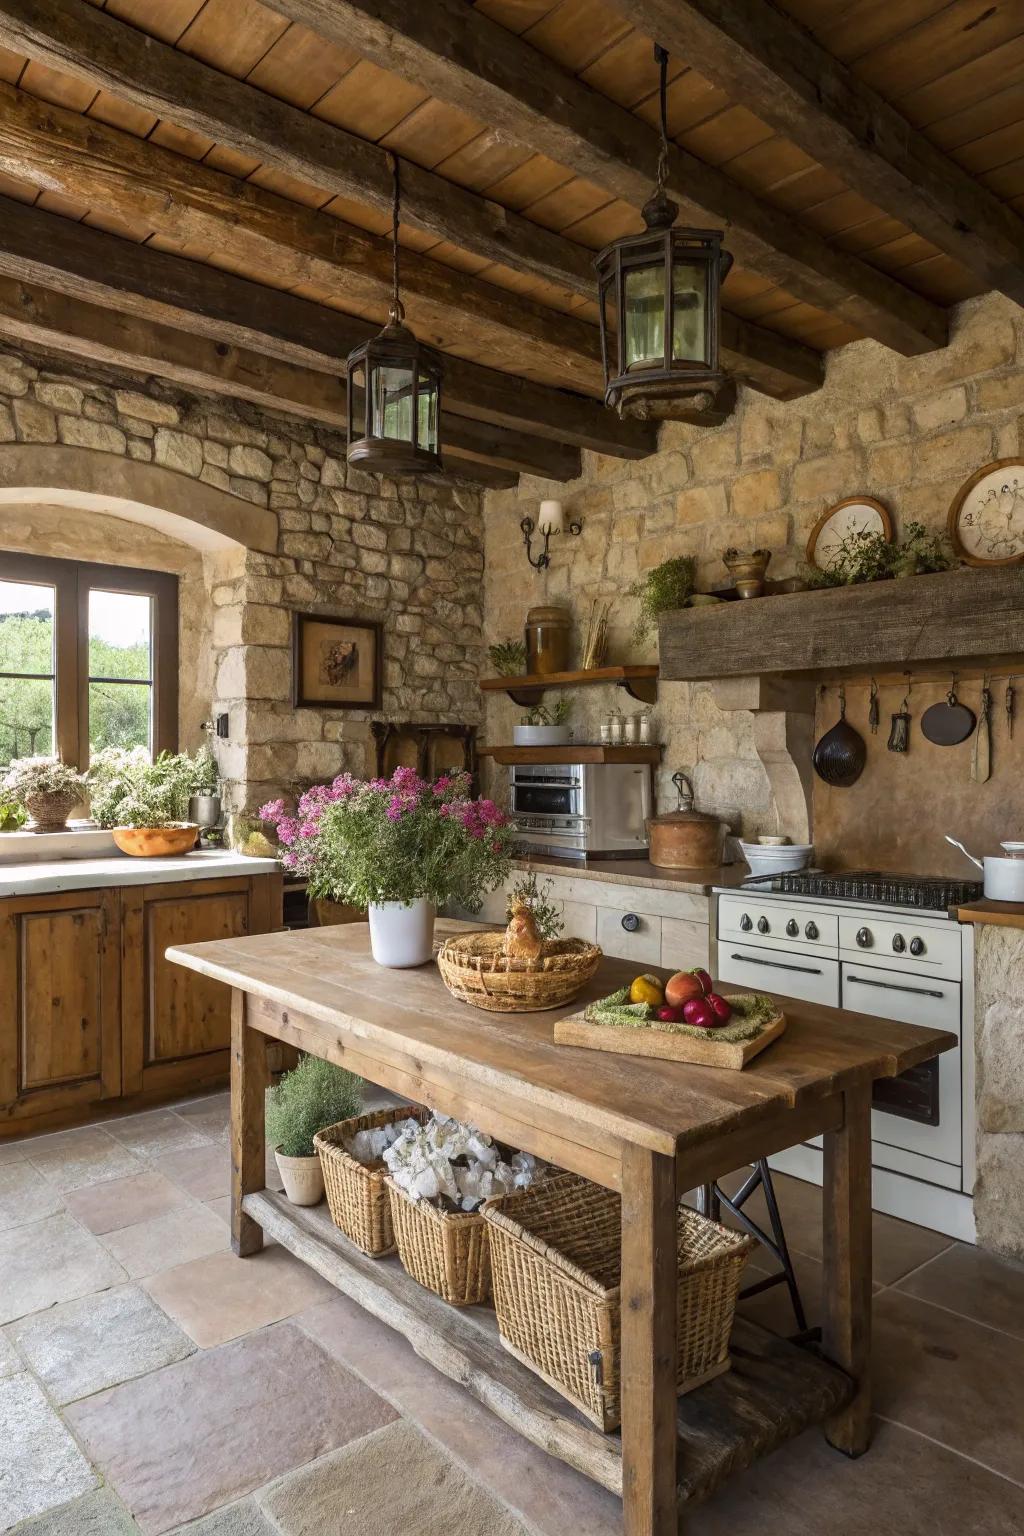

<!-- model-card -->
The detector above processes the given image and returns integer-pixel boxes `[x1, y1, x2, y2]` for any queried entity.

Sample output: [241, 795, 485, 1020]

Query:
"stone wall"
[483, 293, 1024, 832]
[0, 344, 485, 813]
[972, 923, 1024, 1260]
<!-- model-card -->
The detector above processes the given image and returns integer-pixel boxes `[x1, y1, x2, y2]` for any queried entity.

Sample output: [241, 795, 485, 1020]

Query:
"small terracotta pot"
[275, 1148, 325, 1206]
[112, 824, 199, 858]
[25, 788, 81, 833]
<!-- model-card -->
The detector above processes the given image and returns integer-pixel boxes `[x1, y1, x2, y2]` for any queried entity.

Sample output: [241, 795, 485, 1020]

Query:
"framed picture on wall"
[292, 612, 382, 710]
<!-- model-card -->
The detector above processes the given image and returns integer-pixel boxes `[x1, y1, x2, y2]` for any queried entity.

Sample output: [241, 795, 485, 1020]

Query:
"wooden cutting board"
[553, 1007, 786, 1069]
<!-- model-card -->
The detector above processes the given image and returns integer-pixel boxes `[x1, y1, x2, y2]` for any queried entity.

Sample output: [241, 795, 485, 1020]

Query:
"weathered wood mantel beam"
[269, 0, 948, 357]
[0, 0, 822, 401]
[0, 194, 622, 463]
[606, 0, 1024, 305]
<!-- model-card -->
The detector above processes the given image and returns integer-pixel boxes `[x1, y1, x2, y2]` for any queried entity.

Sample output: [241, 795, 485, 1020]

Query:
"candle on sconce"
[537, 499, 564, 536]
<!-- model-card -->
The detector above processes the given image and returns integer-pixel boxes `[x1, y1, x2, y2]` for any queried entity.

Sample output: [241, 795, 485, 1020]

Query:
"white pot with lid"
[946, 836, 1024, 902]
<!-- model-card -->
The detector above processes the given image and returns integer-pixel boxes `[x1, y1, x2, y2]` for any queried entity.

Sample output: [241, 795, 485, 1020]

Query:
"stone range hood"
[658, 568, 1024, 845]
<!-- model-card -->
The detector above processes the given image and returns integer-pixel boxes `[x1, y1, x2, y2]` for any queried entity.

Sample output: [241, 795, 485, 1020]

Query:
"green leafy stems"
[87, 743, 219, 829]
[520, 696, 572, 728]
[505, 867, 565, 940]
[628, 555, 696, 642]
[266, 1053, 363, 1159]
[808, 522, 955, 588]
[488, 638, 528, 677]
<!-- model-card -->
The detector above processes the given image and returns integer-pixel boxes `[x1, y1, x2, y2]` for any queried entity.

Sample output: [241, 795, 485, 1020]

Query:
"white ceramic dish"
[739, 840, 814, 877]
[512, 724, 573, 747]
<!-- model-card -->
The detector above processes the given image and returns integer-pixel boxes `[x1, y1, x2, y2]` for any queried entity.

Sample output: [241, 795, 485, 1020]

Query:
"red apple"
[656, 1004, 685, 1024]
[682, 996, 717, 1029]
[664, 971, 704, 1008]
[706, 992, 733, 1024]
[690, 968, 714, 996]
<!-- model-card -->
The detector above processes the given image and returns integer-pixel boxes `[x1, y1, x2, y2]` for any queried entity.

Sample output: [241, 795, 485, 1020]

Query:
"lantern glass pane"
[623, 263, 665, 371]
[672, 259, 709, 365]
[372, 362, 417, 442]
[418, 370, 439, 454]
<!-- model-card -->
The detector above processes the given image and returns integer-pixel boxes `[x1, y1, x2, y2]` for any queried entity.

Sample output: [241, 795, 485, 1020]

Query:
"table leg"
[822, 1084, 872, 1456]
[230, 989, 266, 1258]
[620, 1142, 678, 1536]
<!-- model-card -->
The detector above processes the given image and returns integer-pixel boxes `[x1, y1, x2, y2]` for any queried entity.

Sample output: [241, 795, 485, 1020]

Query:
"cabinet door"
[596, 905, 661, 964]
[0, 889, 120, 1121]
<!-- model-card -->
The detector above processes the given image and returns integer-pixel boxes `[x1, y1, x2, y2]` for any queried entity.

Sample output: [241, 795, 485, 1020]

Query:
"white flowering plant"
[381, 1113, 541, 1213]
[3, 755, 86, 804]
[87, 745, 217, 829]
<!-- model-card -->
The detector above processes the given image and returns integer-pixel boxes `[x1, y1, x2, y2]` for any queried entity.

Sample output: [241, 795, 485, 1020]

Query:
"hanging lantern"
[595, 45, 733, 423]
[346, 155, 443, 474]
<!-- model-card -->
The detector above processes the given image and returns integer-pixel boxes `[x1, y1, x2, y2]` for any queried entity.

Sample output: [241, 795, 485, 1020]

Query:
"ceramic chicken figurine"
[503, 900, 544, 963]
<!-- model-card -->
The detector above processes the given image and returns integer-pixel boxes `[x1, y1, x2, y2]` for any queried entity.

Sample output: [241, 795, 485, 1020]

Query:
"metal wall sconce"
[521, 499, 582, 571]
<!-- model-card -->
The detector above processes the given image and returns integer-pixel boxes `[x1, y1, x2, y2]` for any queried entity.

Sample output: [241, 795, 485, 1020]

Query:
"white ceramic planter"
[512, 724, 572, 747]
[367, 898, 436, 967]
[275, 1147, 325, 1206]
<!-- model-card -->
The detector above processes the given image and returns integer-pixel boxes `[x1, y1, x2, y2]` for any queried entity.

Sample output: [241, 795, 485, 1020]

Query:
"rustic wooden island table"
[167, 920, 955, 1536]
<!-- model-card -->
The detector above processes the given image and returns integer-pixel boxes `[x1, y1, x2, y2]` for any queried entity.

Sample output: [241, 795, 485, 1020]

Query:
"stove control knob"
[892, 933, 906, 953]
[856, 926, 873, 948]
[757, 916, 770, 934]
[910, 936, 926, 957]
[805, 921, 819, 940]
[786, 919, 799, 937]
[740, 913, 753, 932]
[621, 913, 640, 933]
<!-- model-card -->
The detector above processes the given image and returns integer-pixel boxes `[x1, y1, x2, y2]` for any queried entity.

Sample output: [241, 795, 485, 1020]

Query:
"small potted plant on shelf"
[187, 742, 221, 839]
[87, 746, 211, 857]
[512, 696, 573, 747]
[2, 756, 87, 833]
[487, 638, 527, 677]
[266, 1053, 364, 1206]
[628, 554, 697, 642]
[260, 766, 515, 968]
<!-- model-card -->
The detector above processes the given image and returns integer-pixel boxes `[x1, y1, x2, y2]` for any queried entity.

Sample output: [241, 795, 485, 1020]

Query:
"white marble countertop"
[0, 848, 280, 899]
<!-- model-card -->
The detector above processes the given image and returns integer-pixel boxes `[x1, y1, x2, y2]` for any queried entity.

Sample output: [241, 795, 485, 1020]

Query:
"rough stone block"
[113, 389, 178, 425]
[676, 484, 727, 525]
[730, 468, 780, 521]
[791, 450, 858, 504]
[35, 381, 84, 413]
[228, 444, 273, 482]
[911, 387, 968, 433]
[914, 425, 993, 481]
[153, 428, 203, 476]
[12, 397, 56, 443]
[58, 416, 127, 455]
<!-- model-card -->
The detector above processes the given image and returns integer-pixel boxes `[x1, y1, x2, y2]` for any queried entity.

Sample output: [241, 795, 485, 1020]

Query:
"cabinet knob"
[739, 913, 753, 932]
[892, 933, 906, 953]
[786, 919, 799, 937]
[856, 926, 873, 948]
[909, 936, 925, 957]
[805, 920, 819, 940]
[757, 916, 770, 934]
[621, 913, 640, 933]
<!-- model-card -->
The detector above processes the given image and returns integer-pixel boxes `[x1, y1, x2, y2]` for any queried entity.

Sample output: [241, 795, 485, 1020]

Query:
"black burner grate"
[772, 870, 983, 910]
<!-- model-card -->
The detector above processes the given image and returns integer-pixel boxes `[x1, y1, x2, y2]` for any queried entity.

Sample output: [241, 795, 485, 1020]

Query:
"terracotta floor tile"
[66, 1322, 397, 1534]
[143, 1245, 335, 1347]
[100, 1202, 229, 1281]
[896, 1241, 1024, 1342]
[24, 1127, 144, 1194]
[0, 1372, 97, 1529]
[105, 1110, 212, 1160]
[873, 1288, 1024, 1484]
[159, 1143, 229, 1201]
[0, 1160, 64, 1232]
[10, 1284, 195, 1405]
[0, 1214, 127, 1326]
[65, 1172, 189, 1236]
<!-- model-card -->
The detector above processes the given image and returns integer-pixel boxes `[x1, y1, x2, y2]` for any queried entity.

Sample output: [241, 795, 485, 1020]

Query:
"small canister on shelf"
[524, 605, 571, 676]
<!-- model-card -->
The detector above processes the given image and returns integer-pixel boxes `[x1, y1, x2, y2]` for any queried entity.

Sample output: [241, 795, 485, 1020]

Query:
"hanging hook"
[947, 670, 959, 707]
[839, 683, 847, 718]
[653, 43, 670, 193]
[868, 678, 880, 734]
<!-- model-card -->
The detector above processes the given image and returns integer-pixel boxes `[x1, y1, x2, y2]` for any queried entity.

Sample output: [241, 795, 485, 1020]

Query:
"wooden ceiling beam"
[269, 0, 948, 357]
[0, 0, 821, 401]
[0, 193, 626, 463]
[606, 0, 1024, 305]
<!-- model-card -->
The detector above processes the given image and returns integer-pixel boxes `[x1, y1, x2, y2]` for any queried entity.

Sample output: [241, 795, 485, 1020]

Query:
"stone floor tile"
[143, 1244, 335, 1348]
[159, 1143, 229, 1201]
[0, 1160, 64, 1232]
[0, 1372, 97, 1531]
[99, 1202, 229, 1281]
[259, 1420, 529, 1536]
[0, 1214, 127, 1326]
[873, 1287, 1024, 1484]
[0, 1332, 20, 1378]
[0, 1142, 27, 1166]
[205, 1196, 232, 1226]
[685, 1417, 1024, 1536]
[895, 1240, 1024, 1342]
[24, 1127, 143, 1194]
[66, 1170, 190, 1236]
[66, 1321, 397, 1535]
[11, 1284, 195, 1405]
[296, 1293, 624, 1536]
[9, 1488, 141, 1535]
[106, 1110, 212, 1160]
[167, 1501, 277, 1535]
[170, 1094, 231, 1142]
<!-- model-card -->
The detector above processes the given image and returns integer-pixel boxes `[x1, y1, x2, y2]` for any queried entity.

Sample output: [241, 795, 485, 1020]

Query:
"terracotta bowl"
[112, 824, 198, 858]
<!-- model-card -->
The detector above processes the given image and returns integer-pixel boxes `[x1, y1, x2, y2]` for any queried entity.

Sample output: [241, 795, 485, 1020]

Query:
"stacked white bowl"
[738, 840, 814, 878]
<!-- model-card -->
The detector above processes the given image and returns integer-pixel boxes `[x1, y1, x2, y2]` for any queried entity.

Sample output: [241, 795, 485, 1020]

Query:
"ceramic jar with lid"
[524, 605, 571, 675]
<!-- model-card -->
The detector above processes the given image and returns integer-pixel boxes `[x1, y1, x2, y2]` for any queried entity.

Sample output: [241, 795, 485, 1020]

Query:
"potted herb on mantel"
[260, 766, 515, 968]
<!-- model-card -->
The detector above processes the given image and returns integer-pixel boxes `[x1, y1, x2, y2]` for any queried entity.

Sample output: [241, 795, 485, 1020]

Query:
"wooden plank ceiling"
[0, 0, 1017, 486]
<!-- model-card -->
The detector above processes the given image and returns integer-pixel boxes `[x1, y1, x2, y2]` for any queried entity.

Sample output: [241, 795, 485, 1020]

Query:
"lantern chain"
[389, 151, 404, 325]
[654, 43, 670, 200]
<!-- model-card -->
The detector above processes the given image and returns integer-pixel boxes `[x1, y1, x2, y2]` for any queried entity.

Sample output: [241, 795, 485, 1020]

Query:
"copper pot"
[648, 810, 727, 869]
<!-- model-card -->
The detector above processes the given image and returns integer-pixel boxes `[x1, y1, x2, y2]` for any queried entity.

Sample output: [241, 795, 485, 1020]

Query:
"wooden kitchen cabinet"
[0, 870, 281, 1139]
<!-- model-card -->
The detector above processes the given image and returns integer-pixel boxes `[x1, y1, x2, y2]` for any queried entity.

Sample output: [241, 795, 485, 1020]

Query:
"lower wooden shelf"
[245, 1189, 853, 1509]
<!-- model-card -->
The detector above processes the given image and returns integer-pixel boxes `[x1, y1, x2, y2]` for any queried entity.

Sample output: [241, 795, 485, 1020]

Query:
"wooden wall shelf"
[480, 744, 662, 765]
[480, 664, 658, 706]
[659, 567, 1024, 682]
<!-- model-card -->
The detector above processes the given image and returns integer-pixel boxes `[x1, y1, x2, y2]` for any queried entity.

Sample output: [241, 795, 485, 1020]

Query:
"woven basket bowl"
[436, 932, 602, 1013]
[483, 1171, 755, 1431]
[385, 1176, 495, 1306]
[314, 1105, 427, 1257]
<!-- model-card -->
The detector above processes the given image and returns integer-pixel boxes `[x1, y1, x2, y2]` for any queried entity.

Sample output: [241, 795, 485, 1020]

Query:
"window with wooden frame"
[0, 553, 178, 770]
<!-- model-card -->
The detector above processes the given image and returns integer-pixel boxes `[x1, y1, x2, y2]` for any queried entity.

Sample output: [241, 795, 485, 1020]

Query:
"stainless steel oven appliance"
[712, 869, 980, 1242]
[509, 761, 652, 860]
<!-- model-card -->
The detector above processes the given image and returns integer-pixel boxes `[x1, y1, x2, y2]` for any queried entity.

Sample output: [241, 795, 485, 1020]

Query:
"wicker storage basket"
[482, 1171, 755, 1431]
[314, 1105, 427, 1257]
[436, 931, 602, 1013]
[385, 1177, 494, 1306]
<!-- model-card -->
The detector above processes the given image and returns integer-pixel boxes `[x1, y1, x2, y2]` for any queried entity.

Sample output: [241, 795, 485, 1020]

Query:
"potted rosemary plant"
[2, 756, 87, 833]
[266, 1053, 363, 1206]
[260, 766, 515, 967]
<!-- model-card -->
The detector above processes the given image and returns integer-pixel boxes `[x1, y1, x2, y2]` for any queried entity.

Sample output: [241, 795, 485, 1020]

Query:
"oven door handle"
[846, 973, 945, 1000]
[729, 952, 822, 976]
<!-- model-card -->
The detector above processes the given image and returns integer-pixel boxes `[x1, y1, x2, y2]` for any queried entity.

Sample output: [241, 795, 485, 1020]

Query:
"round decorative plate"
[806, 496, 893, 571]
[948, 459, 1024, 566]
